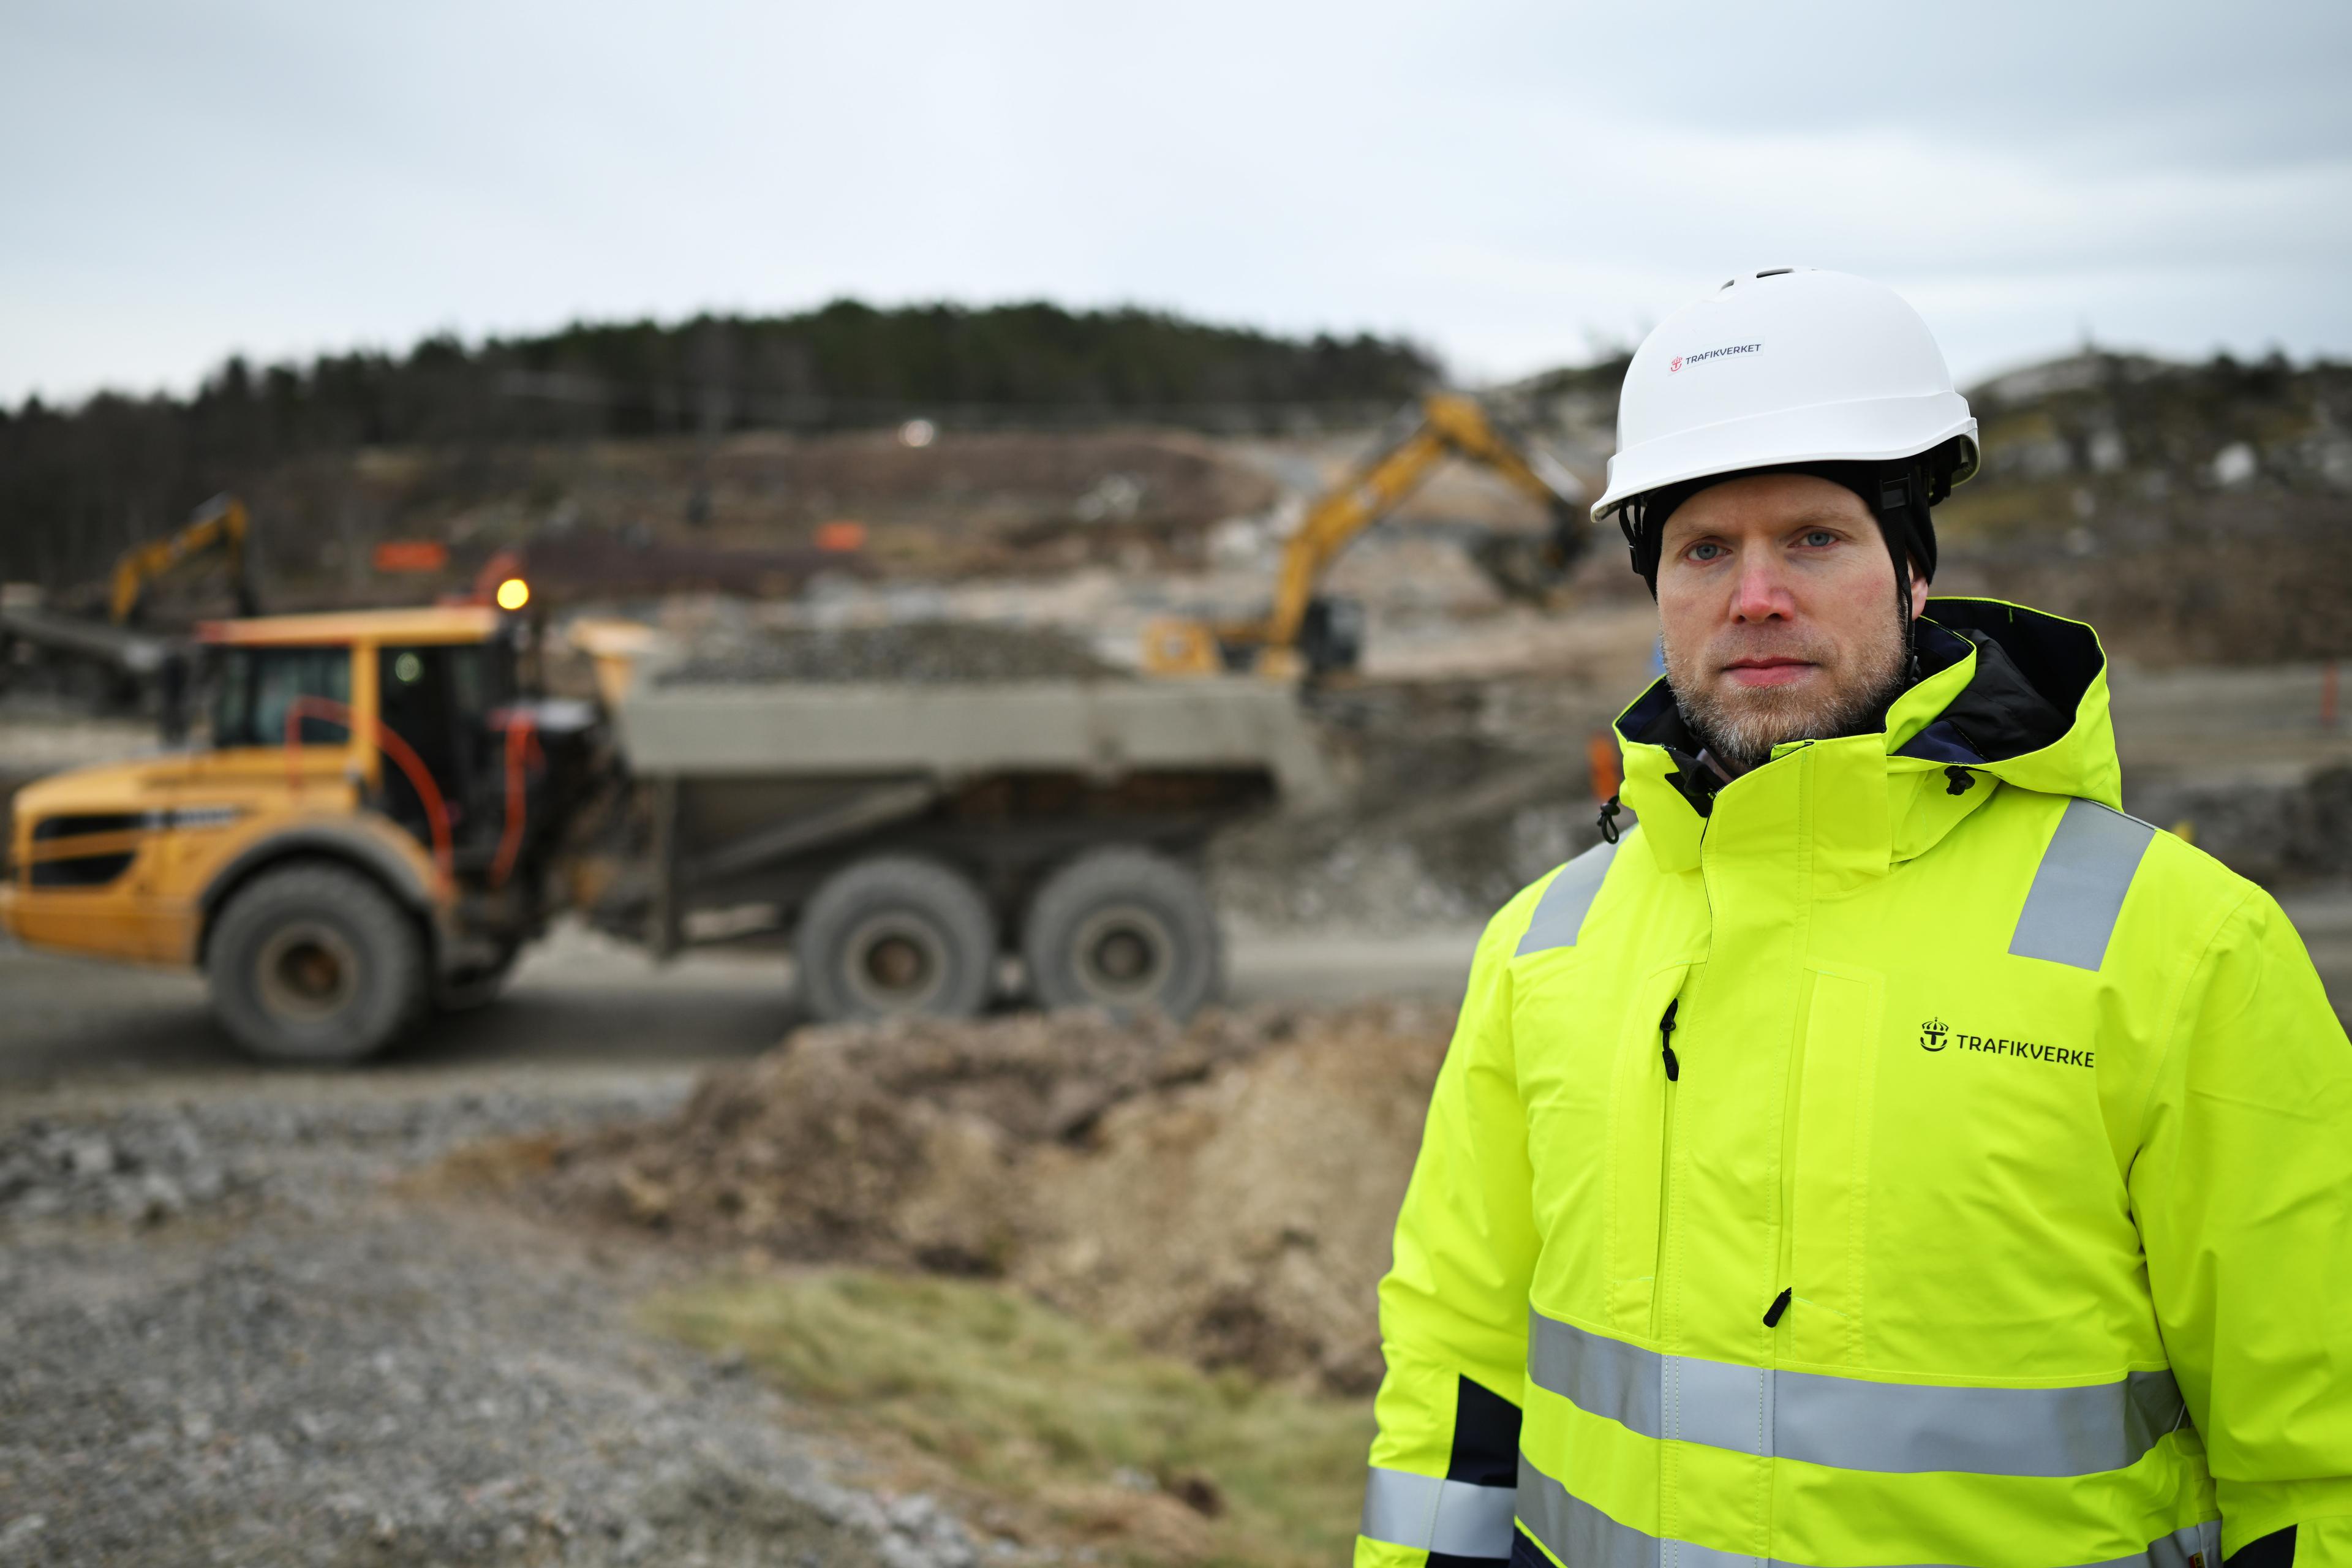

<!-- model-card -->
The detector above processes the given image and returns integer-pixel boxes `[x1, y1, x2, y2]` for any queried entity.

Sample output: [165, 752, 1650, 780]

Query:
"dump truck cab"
[2, 603, 591, 1063]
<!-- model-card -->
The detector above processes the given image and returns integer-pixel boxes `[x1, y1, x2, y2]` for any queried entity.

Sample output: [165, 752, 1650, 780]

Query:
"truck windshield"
[211, 646, 352, 748]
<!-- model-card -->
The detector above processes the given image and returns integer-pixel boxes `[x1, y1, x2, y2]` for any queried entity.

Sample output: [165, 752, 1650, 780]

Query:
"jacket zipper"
[1771, 975, 1809, 1341]
[1651, 993, 1682, 1340]
[1657, 812, 1719, 1345]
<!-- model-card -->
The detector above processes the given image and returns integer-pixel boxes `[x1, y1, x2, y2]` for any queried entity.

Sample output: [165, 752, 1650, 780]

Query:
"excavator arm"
[110, 494, 256, 625]
[1144, 392, 1586, 677]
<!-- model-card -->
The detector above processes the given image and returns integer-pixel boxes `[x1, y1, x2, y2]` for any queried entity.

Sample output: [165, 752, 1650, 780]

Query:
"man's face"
[1656, 472, 1928, 769]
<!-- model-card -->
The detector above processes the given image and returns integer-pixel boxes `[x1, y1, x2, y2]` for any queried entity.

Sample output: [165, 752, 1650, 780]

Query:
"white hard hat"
[1593, 267, 1978, 526]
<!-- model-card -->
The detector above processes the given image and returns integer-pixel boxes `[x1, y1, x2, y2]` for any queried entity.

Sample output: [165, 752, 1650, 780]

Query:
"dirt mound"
[658, 620, 1125, 685]
[525, 1001, 1452, 1391]
[1017, 1006, 1447, 1391]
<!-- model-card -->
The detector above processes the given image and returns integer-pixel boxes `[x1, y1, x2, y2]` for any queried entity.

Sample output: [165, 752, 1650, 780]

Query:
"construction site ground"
[0, 954, 1449, 1567]
[6, 876, 2349, 1566]
[0, 916, 1487, 1566]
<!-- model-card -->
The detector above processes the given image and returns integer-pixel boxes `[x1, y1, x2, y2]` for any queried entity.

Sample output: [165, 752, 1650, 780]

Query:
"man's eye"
[1801, 530, 1836, 548]
[1689, 542, 1725, 562]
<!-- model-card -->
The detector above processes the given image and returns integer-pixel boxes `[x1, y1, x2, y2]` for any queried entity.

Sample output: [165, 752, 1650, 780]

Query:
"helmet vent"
[1755, 267, 1793, 278]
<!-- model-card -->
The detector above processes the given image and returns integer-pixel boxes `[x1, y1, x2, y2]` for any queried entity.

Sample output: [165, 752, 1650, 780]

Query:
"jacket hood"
[1613, 597, 2120, 875]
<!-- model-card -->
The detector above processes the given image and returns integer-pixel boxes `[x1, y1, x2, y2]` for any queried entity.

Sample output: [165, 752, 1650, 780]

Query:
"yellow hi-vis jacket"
[1359, 600, 2352, 1568]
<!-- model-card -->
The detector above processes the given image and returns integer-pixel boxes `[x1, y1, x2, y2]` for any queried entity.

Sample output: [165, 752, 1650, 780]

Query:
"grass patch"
[643, 1269, 1374, 1567]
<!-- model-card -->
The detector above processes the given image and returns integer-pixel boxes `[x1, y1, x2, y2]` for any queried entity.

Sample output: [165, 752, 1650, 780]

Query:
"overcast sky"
[5, 0, 2348, 407]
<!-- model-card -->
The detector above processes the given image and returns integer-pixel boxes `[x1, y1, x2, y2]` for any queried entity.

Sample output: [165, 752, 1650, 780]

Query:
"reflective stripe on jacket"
[1359, 600, 2352, 1568]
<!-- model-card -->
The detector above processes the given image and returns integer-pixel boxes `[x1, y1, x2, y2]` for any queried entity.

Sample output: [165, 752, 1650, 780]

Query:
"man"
[1357, 269, 2352, 1568]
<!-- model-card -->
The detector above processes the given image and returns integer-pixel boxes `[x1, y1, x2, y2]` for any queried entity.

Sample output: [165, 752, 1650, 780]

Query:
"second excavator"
[1142, 391, 1588, 678]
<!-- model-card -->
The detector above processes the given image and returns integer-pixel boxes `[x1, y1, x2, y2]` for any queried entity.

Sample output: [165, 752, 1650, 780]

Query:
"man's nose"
[1729, 554, 1794, 622]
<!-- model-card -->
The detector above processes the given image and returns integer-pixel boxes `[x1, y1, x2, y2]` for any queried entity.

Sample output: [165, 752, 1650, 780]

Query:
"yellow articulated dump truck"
[1, 600, 1334, 1065]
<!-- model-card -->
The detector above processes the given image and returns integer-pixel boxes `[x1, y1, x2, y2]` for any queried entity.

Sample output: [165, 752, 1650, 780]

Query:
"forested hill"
[14, 300, 1438, 440]
[0, 301, 1437, 587]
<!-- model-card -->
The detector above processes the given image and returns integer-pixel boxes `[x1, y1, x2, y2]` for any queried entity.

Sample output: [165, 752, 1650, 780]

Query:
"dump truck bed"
[614, 678, 1340, 812]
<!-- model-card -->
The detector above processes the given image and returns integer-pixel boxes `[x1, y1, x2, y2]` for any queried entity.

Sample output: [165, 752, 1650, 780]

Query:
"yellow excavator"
[1141, 391, 1588, 678]
[110, 492, 258, 624]
[0, 494, 259, 727]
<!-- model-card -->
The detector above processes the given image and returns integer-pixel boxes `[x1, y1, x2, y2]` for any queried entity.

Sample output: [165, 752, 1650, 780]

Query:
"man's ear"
[1909, 568, 1931, 619]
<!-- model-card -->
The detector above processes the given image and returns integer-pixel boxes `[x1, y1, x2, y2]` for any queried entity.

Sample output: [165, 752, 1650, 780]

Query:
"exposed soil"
[228, 428, 1282, 611]
[505, 1001, 1452, 1395]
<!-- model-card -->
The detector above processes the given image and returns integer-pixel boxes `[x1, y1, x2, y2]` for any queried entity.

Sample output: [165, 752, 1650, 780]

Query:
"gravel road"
[0, 1074, 997, 1568]
[0, 920, 1482, 1087]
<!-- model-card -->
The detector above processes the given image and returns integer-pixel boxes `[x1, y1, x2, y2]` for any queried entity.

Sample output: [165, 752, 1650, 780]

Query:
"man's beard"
[1665, 606, 1912, 772]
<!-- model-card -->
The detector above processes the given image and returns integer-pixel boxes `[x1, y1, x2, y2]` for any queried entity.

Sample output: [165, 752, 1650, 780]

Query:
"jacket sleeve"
[2130, 887, 2352, 1568]
[1357, 899, 1543, 1568]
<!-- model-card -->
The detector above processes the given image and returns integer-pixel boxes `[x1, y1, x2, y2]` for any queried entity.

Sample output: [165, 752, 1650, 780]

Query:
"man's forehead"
[1661, 473, 1874, 538]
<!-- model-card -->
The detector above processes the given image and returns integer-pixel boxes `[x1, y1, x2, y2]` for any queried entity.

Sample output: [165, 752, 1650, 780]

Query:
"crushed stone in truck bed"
[494, 1001, 1452, 1393]
[657, 621, 1127, 685]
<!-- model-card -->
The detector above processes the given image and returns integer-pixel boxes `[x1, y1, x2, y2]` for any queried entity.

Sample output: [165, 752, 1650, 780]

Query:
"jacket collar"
[1615, 599, 2121, 878]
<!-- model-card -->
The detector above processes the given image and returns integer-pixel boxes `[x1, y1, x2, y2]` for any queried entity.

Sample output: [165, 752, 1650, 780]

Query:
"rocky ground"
[0, 1076, 1005, 1568]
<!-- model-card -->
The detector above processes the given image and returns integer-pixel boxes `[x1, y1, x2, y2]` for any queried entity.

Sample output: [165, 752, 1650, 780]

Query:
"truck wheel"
[205, 864, 428, 1065]
[795, 856, 997, 1022]
[1022, 848, 1221, 1022]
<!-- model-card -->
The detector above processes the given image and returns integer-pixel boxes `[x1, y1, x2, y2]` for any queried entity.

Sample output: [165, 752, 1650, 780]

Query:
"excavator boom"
[110, 494, 255, 624]
[1144, 392, 1586, 677]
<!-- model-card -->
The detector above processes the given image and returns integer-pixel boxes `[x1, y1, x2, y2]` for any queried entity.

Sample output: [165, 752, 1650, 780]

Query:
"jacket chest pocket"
[1516, 956, 1682, 1331]
[1783, 964, 1883, 1366]
[1594, 962, 1692, 1337]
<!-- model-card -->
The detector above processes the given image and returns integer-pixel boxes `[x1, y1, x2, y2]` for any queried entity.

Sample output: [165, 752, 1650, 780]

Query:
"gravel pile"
[0, 1079, 999, 1568]
[658, 622, 1126, 686]
[0, 1087, 680, 1227]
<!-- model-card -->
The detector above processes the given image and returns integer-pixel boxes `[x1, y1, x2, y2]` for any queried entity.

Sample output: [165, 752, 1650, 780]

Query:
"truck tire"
[205, 864, 429, 1065]
[1022, 848, 1221, 1022]
[795, 856, 997, 1022]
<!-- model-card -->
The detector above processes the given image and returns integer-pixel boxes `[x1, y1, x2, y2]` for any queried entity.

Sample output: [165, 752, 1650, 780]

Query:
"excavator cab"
[1295, 596, 1366, 677]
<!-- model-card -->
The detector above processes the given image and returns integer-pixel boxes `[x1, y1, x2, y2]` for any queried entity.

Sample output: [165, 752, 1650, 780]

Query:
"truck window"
[378, 643, 514, 845]
[211, 646, 352, 748]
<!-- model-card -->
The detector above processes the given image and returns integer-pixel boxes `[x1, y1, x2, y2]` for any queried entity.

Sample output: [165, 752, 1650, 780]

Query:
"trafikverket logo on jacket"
[1920, 1016, 2094, 1068]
